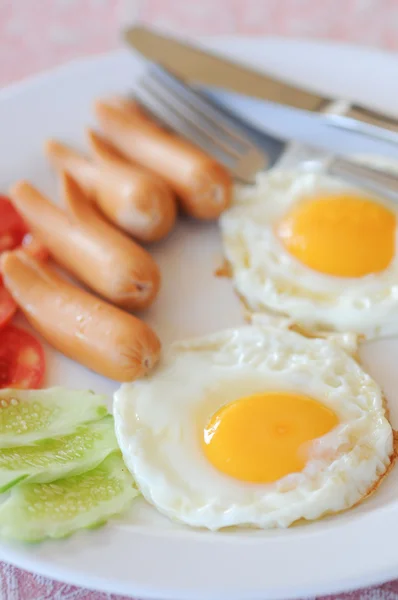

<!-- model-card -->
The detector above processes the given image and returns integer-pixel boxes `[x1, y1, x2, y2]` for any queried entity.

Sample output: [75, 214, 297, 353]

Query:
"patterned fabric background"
[1, 0, 398, 598]
[1, 0, 398, 86]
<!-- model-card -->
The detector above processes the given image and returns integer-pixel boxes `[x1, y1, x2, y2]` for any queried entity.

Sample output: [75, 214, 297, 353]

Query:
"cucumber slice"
[0, 418, 119, 492]
[0, 387, 108, 447]
[0, 453, 139, 541]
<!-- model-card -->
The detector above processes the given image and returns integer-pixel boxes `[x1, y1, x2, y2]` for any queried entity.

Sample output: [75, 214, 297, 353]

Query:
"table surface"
[2, 0, 398, 598]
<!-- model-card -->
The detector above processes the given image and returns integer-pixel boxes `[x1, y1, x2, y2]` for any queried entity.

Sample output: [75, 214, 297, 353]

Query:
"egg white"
[221, 168, 398, 338]
[114, 324, 393, 530]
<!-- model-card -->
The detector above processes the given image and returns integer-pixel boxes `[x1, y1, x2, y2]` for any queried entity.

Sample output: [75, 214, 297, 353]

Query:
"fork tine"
[136, 66, 266, 182]
[149, 65, 260, 153]
[135, 83, 263, 183]
[143, 74, 243, 159]
[133, 84, 238, 171]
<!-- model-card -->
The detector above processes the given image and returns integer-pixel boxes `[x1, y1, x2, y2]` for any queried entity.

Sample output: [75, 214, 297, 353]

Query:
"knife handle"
[329, 156, 398, 202]
[322, 100, 398, 133]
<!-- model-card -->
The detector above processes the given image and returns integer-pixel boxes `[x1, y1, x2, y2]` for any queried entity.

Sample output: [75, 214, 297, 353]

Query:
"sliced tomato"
[21, 233, 50, 261]
[0, 325, 45, 389]
[0, 195, 28, 253]
[0, 276, 17, 330]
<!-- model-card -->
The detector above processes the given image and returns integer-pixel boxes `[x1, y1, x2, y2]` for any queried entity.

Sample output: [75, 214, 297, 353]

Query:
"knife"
[200, 87, 398, 163]
[124, 25, 398, 132]
[202, 87, 398, 154]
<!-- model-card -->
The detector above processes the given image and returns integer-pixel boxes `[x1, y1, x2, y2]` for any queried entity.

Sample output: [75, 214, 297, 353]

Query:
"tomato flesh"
[0, 196, 28, 253]
[0, 325, 45, 389]
[0, 277, 17, 330]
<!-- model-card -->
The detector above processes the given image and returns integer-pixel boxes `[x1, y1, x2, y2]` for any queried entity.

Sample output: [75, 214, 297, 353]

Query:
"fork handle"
[328, 157, 398, 203]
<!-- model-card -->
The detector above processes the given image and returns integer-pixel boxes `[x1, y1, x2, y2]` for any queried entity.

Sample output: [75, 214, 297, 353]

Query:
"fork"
[134, 64, 398, 201]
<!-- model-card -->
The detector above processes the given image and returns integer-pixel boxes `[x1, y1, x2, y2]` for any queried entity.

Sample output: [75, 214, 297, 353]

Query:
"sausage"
[89, 130, 178, 241]
[9, 175, 160, 310]
[21, 233, 49, 261]
[0, 250, 161, 382]
[45, 135, 177, 243]
[94, 100, 232, 220]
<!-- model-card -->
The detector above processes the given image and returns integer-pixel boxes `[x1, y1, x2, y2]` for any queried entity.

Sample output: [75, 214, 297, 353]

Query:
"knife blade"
[124, 25, 328, 111]
[201, 87, 398, 153]
[201, 87, 398, 161]
[124, 25, 398, 132]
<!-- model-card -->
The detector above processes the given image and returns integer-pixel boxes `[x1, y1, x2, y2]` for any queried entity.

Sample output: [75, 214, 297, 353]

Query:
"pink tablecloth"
[1, 1, 398, 598]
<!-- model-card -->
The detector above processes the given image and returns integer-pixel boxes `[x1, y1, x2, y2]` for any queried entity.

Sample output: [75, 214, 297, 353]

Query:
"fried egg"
[221, 168, 398, 337]
[114, 324, 393, 530]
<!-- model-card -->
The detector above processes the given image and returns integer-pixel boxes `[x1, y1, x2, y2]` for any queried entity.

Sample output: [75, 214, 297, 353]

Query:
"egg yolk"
[276, 194, 396, 277]
[203, 392, 338, 483]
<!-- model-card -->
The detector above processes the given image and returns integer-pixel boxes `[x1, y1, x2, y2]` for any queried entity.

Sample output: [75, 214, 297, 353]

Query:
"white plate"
[1, 35, 398, 600]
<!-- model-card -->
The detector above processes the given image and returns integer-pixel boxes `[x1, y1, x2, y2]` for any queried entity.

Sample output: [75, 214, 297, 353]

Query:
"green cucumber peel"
[0, 387, 108, 447]
[0, 453, 139, 542]
[0, 417, 119, 492]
